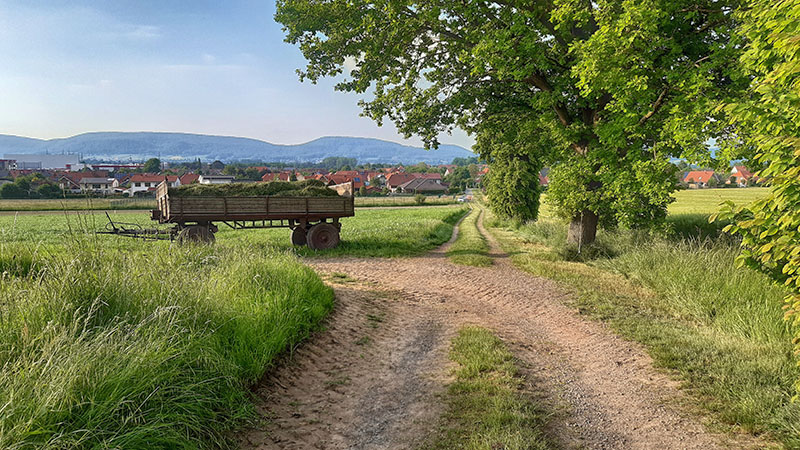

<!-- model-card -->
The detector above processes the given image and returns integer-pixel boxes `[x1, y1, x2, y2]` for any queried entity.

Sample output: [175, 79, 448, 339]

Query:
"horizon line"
[0, 130, 474, 151]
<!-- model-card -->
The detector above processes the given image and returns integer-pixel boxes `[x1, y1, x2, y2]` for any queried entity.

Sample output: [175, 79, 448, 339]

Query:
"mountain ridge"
[0, 132, 474, 165]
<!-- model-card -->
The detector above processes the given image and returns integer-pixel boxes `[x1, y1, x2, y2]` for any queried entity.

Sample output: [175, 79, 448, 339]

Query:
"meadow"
[0, 194, 461, 212]
[0, 205, 465, 448]
[0, 205, 466, 257]
[486, 186, 800, 446]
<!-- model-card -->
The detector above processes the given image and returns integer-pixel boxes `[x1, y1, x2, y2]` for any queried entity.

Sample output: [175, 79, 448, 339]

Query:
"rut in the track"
[241, 207, 755, 450]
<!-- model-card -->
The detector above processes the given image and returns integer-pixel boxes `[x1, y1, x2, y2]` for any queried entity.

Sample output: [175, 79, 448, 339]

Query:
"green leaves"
[722, 1, 800, 394]
[276, 0, 745, 237]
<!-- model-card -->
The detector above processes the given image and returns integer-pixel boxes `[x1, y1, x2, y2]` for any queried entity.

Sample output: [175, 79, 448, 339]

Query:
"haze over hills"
[0, 132, 474, 165]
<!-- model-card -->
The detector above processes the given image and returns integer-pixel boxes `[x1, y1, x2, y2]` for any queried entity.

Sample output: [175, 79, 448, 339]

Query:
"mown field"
[0, 205, 465, 448]
[0, 194, 461, 211]
[487, 186, 800, 447]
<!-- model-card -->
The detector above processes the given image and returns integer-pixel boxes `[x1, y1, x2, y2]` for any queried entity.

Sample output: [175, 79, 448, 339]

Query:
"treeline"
[0, 175, 63, 199]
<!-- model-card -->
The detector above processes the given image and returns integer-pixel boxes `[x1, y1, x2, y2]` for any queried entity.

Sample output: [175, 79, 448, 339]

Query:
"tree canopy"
[276, 0, 745, 243]
[143, 158, 161, 173]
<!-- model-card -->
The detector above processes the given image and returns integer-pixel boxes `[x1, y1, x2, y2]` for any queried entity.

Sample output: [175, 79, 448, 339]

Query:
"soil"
[240, 208, 763, 449]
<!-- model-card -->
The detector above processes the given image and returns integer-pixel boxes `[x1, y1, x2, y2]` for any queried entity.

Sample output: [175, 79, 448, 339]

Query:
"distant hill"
[0, 132, 474, 165]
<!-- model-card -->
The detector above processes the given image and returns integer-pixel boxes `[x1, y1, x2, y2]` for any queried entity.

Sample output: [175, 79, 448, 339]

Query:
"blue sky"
[0, 0, 474, 149]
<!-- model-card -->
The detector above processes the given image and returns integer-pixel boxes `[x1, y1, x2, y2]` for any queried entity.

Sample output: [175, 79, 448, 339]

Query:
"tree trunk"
[567, 210, 598, 250]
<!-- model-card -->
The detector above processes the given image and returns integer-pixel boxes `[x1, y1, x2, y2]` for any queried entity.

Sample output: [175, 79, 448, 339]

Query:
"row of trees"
[0, 175, 63, 199]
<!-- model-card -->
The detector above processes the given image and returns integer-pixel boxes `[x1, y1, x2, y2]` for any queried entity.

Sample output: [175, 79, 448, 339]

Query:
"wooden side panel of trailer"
[157, 193, 354, 223]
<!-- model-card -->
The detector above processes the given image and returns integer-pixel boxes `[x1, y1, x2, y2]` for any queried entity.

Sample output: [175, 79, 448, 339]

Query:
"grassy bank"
[447, 206, 492, 267]
[424, 326, 550, 450]
[485, 209, 800, 446]
[0, 241, 334, 448]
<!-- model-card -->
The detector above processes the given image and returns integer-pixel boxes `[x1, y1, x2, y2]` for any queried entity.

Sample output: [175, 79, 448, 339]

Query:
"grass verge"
[485, 211, 800, 447]
[0, 240, 334, 449]
[447, 207, 492, 267]
[423, 326, 551, 450]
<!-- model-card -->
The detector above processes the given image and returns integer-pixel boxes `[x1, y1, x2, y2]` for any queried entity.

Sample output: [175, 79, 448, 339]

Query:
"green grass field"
[537, 187, 769, 219]
[667, 187, 769, 215]
[0, 205, 466, 257]
[0, 194, 460, 211]
[0, 197, 156, 211]
[0, 205, 465, 448]
[486, 186, 800, 447]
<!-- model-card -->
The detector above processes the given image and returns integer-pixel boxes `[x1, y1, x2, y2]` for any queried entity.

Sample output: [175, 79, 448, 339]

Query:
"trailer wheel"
[306, 223, 340, 250]
[177, 225, 215, 244]
[291, 227, 307, 246]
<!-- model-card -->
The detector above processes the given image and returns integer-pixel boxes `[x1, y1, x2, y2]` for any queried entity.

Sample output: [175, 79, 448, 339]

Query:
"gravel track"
[240, 207, 757, 449]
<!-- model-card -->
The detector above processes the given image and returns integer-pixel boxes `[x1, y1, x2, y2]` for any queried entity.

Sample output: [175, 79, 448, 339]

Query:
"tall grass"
[486, 212, 800, 446]
[0, 240, 333, 448]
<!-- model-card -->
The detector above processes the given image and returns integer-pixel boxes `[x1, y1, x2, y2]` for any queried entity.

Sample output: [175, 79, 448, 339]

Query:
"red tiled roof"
[130, 173, 166, 183]
[683, 170, 716, 184]
[334, 170, 361, 177]
[308, 173, 330, 182]
[179, 173, 200, 185]
[327, 174, 365, 188]
[732, 166, 752, 180]
[386, 172, 418, 187]
[261, 172, 292, 182]
[539, 173, 549, 186]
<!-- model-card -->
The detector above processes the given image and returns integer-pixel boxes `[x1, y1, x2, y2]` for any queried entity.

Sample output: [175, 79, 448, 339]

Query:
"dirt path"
[241, 208, 752, 449]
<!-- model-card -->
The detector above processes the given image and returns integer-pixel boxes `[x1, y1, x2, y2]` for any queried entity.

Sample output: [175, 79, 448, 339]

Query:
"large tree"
[276, 0, 743, 244]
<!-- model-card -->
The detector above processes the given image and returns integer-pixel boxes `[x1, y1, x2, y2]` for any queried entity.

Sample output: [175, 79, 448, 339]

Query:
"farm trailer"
[104, 181, 355, 249]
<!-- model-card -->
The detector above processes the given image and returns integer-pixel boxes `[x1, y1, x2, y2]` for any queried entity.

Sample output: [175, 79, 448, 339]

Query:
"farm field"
[0, 205, 466, 257]
[667, 187, 769, 215]
[0, 205, 466, 448]
[0, 194, 460, 212]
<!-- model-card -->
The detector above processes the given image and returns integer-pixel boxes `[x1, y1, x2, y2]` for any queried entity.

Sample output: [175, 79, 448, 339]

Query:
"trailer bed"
[154, 195, 354, 223]
[148, 181, 354, 249]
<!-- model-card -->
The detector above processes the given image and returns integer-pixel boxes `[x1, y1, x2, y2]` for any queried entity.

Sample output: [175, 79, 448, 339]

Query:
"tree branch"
[522, 74, 572, 126]
[638, 87, 669, 125]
